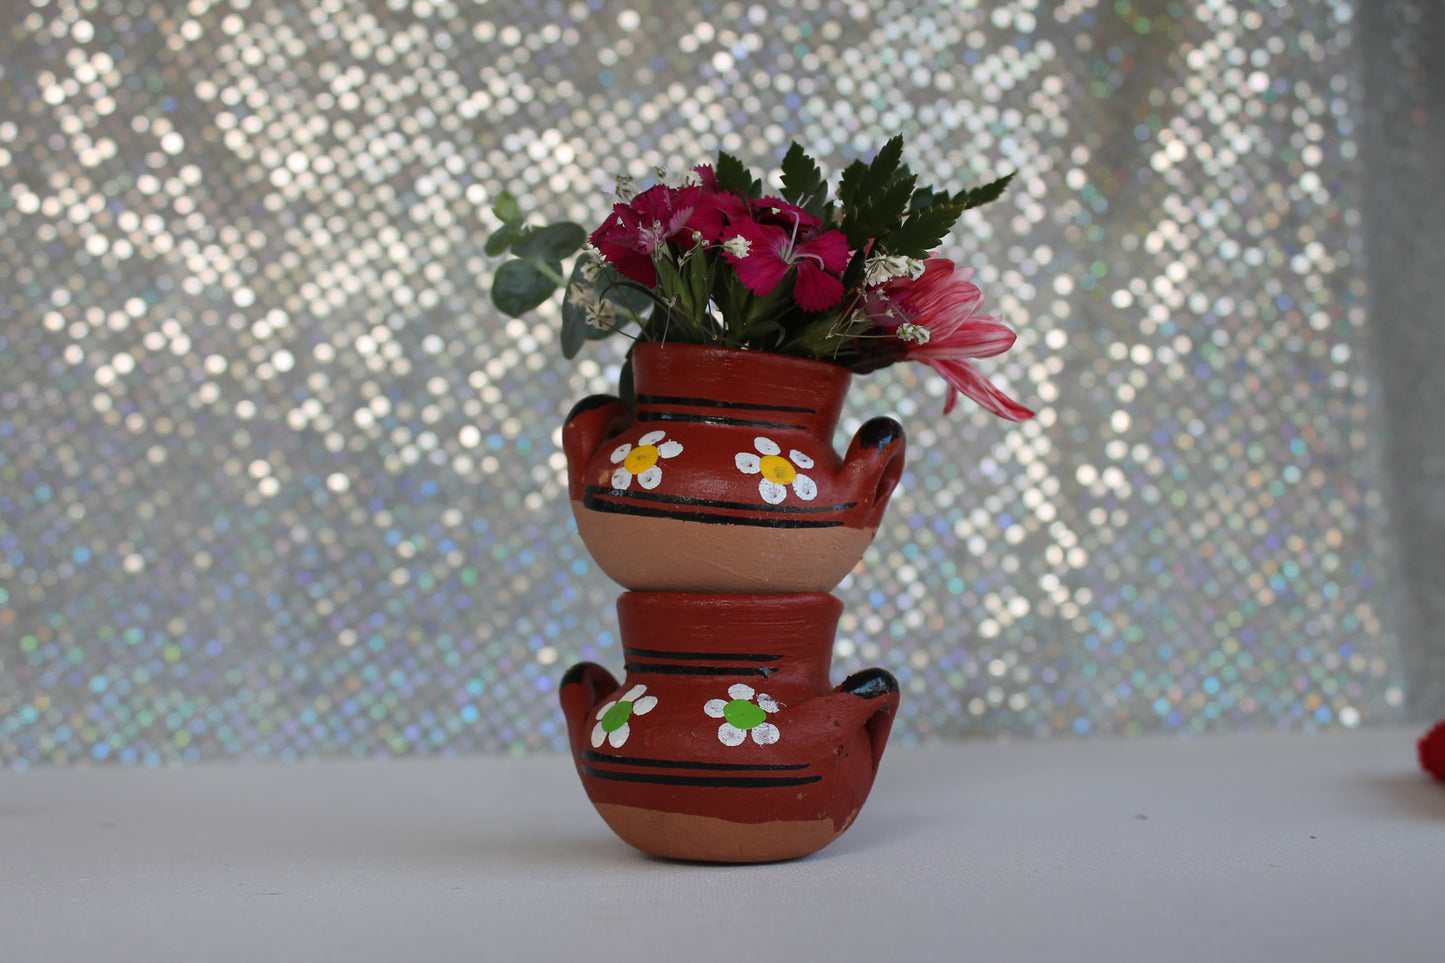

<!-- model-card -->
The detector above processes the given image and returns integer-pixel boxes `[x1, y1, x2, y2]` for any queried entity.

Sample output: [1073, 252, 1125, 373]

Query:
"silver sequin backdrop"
[2, 0, 1442, 766]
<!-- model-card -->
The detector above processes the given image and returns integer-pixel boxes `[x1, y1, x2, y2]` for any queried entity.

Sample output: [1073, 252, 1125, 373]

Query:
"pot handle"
[767, 668, 900, 775]
[558, 661, 621, 749]
[839, 416, 906, 529]
[561, 395, 633, 501]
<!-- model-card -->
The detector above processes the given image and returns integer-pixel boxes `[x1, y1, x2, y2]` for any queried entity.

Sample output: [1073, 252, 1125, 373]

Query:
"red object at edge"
[1420, 720, 1445, 781]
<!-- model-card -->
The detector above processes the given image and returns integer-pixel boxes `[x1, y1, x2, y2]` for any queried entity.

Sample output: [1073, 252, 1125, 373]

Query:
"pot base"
[573, 501, 877, 592]
[594, 802, 853, 863]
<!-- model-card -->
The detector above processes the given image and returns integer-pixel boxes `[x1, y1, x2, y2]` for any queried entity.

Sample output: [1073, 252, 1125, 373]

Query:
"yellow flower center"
[759, 454, 796, 486]
[623, 444, 660, 475]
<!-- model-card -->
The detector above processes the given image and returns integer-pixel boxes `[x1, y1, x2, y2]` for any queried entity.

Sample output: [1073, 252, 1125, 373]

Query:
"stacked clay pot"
[559, 342, 906, 863]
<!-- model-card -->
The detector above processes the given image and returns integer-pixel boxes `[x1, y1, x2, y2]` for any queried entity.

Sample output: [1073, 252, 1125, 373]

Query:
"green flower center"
[601, 700, 633, 733]
[723, 698, 766, 730]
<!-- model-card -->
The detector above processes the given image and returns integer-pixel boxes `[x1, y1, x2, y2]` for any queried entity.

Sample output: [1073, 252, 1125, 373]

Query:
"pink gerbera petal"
[933, 358, 1035, 421]
[863, 255, 1034, 420]
[916, 317, 1018, 360]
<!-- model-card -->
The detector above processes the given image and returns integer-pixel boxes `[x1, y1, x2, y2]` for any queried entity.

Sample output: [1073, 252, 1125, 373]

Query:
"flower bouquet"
[488, 137, 1033, 862]
[488, 135, 1032, 422]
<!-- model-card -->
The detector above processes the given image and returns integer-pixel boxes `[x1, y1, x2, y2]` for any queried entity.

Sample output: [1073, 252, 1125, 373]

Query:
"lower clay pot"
[559, 591, 900, 863]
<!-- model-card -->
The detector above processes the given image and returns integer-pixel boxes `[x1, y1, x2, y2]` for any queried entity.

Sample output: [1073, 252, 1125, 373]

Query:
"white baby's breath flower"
[579, 245, 605, 282]
[896, 322, 931, 345]
[585, 298, 617, 330]
[865, 254, 925, 286]
[723, 235, 751, 258]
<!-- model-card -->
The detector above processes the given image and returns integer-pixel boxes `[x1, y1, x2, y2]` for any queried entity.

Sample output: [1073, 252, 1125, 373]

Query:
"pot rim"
[631, 340, 851, 377]
[629, 341, 853, 425]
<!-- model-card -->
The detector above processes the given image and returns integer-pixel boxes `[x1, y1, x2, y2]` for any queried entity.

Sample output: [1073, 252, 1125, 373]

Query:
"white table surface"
[2, 727, 1442, 962]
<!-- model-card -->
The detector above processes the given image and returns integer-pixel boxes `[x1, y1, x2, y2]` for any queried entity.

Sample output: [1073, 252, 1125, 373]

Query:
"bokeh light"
[0, 0, 1403, 767]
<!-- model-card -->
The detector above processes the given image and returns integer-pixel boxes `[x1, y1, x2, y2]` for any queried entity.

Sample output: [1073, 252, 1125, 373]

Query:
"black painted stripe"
[624, 647, 780, 662]
[581, 493, 844, 529]
[625, 662, 774, 676]
[585, 486, 856, 516]
[580, 749, 809, 772]
[580, 764, 821, 789]
[636, 393, 816, 414]
[637, 411, 810, 431]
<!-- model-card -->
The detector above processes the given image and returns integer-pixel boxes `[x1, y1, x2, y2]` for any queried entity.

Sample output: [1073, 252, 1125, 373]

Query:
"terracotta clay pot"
[562, 342, 906, 593]
[559, 591, 899, 863]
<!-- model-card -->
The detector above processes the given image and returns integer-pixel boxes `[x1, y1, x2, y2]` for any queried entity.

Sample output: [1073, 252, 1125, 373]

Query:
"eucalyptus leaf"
[493, 191, 520, 222]
[512, 222, 587, 262]
[484, 221, 525, 256]
[491, 259, 559, 317]
[608, 274, 656, 316]
[560, 298, 594, 359]
[560, 273, 609, 361]
[559, 258, 653, 359]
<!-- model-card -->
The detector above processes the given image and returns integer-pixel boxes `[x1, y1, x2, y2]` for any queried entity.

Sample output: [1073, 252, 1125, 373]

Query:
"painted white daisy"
[704, 683, 781, 747]
[609, 430, 684, 490]
[734, 436, 817, 504]
[590, 684, 659, 749]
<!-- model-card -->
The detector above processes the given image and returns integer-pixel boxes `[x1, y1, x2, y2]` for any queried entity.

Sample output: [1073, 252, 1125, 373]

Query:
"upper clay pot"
[562, 342, 906, 593]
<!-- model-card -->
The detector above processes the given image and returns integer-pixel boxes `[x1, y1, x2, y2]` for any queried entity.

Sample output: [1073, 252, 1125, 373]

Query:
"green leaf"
[714, 151, 761, 195]
[837, 135, 905, 209]
[909, 187, 947, 212]
[955, 171, 1015, 211]
[484, 221, 525, 256]
[841, 248, 868, 292]
[744, 319, 784, 350]
[493, 191, 520, 222]
[560, 264, 599, 360]
[779, 142, 829, 219]
[605, 277, 656, 319]
[841, 172, 917, 248]
[512, 222, 586, 262]
[881, 201, 968, 258]
[838, 136, 916, 248]
[836, 158, 868, 211]
[491, 259, 558, 317]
